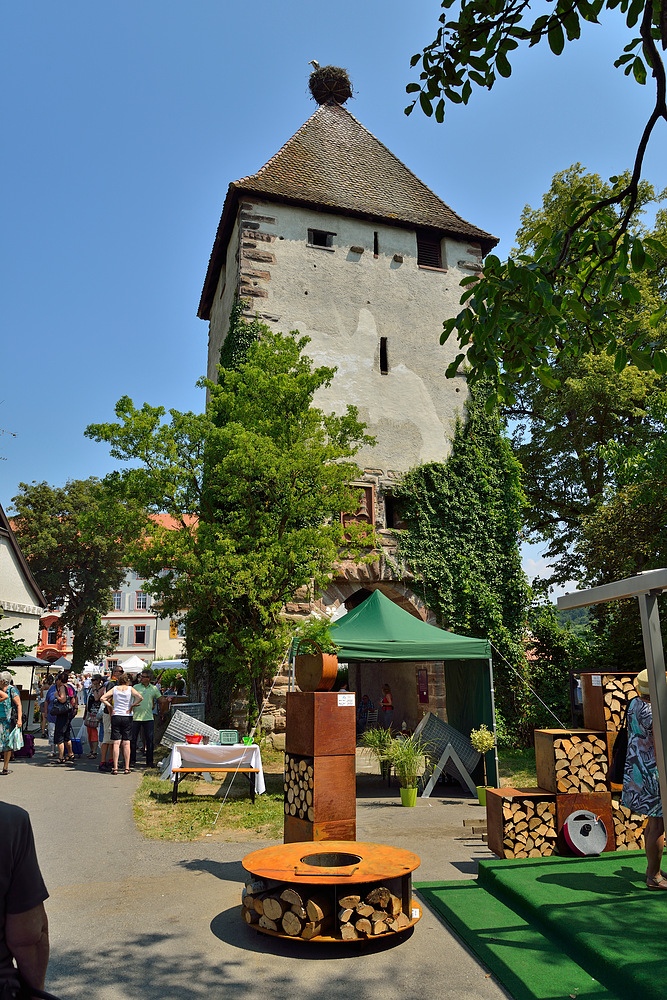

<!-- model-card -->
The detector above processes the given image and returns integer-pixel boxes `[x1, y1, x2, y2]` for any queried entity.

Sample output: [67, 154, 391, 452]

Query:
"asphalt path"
[3, 733, 510, 1000]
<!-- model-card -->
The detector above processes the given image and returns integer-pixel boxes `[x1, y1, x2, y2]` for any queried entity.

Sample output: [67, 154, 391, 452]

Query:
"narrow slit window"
[373, 231, 379, 258]
[379, 337, 388, 375]
[417, 231, 443, 268]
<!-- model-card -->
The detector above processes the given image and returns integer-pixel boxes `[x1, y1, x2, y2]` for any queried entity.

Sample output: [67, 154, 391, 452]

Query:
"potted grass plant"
[470, 723, 496, 806]
[293, 616, 340, 692]
[360, 726, 394, 781]
[386, 733, 431, 807]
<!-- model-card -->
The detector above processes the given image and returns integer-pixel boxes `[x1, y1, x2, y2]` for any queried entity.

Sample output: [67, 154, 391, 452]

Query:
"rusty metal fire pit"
[241, 840, 421, 942]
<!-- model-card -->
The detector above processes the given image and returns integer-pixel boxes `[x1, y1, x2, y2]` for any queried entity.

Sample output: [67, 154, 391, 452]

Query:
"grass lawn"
[497, 747, 537, 788]
[133, 744, 286, 842]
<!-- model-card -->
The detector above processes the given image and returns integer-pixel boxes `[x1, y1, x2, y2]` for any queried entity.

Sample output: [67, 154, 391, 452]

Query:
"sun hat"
[635, 669, 667, 696]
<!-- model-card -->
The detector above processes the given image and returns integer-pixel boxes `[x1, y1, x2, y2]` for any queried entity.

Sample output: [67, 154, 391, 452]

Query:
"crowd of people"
[27, 665, 182, 774]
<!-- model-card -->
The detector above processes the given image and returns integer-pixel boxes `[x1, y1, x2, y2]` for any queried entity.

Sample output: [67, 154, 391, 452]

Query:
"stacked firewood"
[241, 881, 410, 940]
[553, 735, 608, 793]
[284, 754, 315, 822]
[611, 797, 648, 850]
[601, 676, 636, 730]
[500, 798, 557, 859]
[336, 887, 411, 939]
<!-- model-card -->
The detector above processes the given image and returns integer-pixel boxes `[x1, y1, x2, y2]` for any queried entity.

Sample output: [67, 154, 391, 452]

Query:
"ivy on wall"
[218, 297, 265, 372]
[393, 380, 532, 741]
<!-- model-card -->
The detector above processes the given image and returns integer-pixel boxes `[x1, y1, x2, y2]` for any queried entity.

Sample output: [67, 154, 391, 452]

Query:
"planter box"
[486, 787, 557, 859]
[285, 692, 356, 757]
[535, 729, 608, 794]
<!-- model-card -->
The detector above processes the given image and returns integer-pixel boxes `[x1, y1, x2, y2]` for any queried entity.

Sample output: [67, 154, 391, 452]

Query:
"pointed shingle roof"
[198, 101, 498, 320]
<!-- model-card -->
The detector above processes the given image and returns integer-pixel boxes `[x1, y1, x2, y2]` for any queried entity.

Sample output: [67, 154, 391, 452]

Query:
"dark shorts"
[110, 715, 132, 741]
[54, 715, 73, 744]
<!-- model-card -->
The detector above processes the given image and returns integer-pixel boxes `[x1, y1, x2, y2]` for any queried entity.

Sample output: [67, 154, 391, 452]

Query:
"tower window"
[307, 229, 335, 249]
[373, 231, 379, 258]
[379, 337, 388, 375]
[417, 231, 443, 269]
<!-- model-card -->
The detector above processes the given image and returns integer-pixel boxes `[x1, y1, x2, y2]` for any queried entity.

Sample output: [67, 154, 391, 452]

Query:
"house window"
[307, 229, 335, 249]
[417, 231, 443, 269]
[47, 625, 59, 645]
[109, 626, 121, 646]
[111, 592, 122, 611]
[342, 484, 375, 529]
[379, 337, 389, 375]
[107, 659, 119, 671]
[384, 493, 407, 530]
[135, 591, 148, 610]
[134, 625, 146, 645]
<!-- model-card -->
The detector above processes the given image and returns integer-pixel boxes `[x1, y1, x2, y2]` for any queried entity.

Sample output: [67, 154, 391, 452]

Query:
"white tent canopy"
[121, 655, 148, 674]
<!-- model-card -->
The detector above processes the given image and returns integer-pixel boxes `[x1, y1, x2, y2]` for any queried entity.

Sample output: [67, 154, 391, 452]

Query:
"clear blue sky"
[2, 2, 665, 589]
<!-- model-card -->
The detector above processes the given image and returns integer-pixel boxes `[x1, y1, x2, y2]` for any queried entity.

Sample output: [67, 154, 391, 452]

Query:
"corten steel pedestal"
[284, 691, 357, 842]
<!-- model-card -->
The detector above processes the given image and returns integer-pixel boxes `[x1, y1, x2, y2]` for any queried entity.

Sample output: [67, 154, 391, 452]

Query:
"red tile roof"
[198, 101, 498, 320]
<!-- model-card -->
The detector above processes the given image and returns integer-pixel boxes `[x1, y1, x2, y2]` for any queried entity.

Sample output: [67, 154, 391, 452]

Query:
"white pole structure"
[557, 569, 667, 824]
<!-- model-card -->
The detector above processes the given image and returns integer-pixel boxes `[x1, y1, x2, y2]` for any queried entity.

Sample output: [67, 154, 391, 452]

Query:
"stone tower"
[198, 70, 498, 728]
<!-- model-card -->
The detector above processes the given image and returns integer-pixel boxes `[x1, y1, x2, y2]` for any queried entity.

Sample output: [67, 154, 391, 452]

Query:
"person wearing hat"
[622, 668, 666, 889]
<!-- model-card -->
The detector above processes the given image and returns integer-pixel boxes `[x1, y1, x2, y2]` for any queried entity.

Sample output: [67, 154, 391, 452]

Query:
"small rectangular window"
[109, 626, 120, 644]
[107, 659, 119, 670]
[384, 493, 407, 530]
[373, 232, 379, 258]
[135, 591, 147, 610]
[134, 625, 146, 645]
[417, 231, 443, 268]
[308, 229, 335, 249]
[112, 592, 122, 611]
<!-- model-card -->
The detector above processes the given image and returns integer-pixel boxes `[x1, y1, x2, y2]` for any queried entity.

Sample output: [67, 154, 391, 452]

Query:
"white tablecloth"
[166, 743, 266, 795]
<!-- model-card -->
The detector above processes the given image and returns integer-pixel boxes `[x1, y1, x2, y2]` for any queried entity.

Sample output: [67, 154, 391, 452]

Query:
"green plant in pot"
[386, 734, 432, 807]
[470, 723, 496, 806]
[359, 726, 394, 780]
[293, 615, 340, 691]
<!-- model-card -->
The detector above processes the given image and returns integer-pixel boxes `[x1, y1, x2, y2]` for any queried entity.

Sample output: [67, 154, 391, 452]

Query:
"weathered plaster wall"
[206, 199, 483, 473]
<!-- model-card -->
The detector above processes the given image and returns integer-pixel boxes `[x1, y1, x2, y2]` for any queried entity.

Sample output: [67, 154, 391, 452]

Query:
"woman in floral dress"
[622, 668, 666, 889]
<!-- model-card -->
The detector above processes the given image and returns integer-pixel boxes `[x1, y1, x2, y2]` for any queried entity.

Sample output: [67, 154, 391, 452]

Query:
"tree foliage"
[393, 380, 531, 741]
[85, 326, 375, 725]
[0, 616, 32, 668]
[406, 0, 667, 404]
[505, 166, 667, 584]
[10, 478, 136, 671]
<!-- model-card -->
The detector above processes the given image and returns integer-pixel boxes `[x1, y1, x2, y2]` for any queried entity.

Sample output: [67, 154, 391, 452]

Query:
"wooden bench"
[171, 766, 260, 804]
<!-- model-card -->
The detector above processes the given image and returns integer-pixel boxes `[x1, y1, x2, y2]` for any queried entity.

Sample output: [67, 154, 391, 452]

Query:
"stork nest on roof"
[309, 65, 353, 105]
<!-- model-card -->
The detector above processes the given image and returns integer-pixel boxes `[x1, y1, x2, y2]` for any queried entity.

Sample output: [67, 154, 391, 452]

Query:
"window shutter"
[118, 626, 124, 647]
[145, 625, 151, 647]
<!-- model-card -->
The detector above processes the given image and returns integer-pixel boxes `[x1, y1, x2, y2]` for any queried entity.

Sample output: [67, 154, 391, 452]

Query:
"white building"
[101, 568, 185, 672]
[0, 503, 47, 690]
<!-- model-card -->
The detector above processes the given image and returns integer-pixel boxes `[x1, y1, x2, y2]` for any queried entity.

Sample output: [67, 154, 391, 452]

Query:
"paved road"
[4, 734, 510, 1000]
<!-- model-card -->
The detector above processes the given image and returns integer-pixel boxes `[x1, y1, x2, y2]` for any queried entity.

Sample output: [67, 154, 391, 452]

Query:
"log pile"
[240, 880, 411, 940]
[581, 672, 639, 732]
[284, 753, 315, 822]
[611, 796, 648, 850]
[486, 789, 557, 859]
[535, 730, 608, 794]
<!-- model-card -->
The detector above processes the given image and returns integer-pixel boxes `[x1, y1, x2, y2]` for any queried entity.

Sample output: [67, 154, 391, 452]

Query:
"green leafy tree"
[10, 478, 137, 671]
[0, 615, 31, 668]
[406, 0, 667, 404]
[85, 327, 375, 726]
[393, 380, 531, 742]
[506, 167, 667, 584]
[524, 602, 591, 737]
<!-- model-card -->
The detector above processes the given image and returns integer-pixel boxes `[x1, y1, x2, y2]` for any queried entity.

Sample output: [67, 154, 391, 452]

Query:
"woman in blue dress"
[622, 669, 666, 889]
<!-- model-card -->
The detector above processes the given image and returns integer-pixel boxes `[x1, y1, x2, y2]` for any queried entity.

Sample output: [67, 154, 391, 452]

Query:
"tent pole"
[488, 658, 499, 788]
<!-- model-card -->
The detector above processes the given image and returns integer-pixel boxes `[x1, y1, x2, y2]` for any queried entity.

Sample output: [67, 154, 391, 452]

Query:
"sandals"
[67, 755, 75, 762]
[124, 768, 131, 774]
[87, 752, 97, 759]
[646, 875, 667, 890]
[1, 769, 11, 775]
[112, 768, 118, 775]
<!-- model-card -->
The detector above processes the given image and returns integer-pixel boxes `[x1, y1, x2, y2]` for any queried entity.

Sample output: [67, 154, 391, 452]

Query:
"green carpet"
[417, 850, 666, 1000]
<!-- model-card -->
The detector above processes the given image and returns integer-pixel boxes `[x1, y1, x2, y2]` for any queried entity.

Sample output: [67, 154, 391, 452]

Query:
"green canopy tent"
[330, 589, 498, 785]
